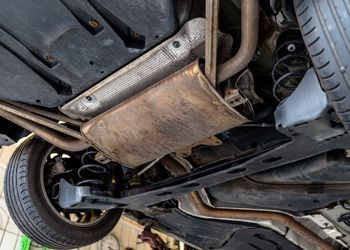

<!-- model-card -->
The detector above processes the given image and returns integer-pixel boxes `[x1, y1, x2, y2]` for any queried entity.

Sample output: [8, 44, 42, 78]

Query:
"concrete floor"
[0, 143, 177, 250]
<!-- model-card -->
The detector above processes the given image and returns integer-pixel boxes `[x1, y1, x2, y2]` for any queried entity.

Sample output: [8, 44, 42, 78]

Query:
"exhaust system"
[217, 0, 259, 83]
[161, 156, 334, 250]
[186, 192, 334, 250]
[0, 0, 259, 160]
[0, 101, 88, 151]
[82, 61, 249, 167]
[81, 0, 260, 167]
[0, 2, 333, 248]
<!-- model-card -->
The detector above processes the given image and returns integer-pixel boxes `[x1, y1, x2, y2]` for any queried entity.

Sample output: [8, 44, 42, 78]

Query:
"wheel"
[4, 136, 122, 249]
[294, 0, 350, 130]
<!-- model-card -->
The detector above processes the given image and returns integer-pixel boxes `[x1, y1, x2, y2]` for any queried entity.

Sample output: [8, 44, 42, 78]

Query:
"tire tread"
[4, 137, 121, 249]
[294, 0, 350, 130]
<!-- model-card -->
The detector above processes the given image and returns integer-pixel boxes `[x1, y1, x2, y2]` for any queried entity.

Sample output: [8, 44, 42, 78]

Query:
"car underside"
[1, 0, 350, 249]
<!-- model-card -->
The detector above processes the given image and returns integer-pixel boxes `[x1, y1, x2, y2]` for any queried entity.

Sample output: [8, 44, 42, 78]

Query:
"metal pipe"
[188, 192, 334, 250]
[205, 0, 220, 86]
[137, 157, 162, 176]
[163, 158, 333, 250]
[160, 155, 192, 176]
[217, 0, 259, 83]
[0, 101, 84, 140]
[0, 109, 89, 152]
[7, 101, 83, 127]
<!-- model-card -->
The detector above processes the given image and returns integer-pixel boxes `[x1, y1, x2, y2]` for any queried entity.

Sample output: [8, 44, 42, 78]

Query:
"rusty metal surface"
[7, 100, 83, 127]
[0, 101, 83, 140]
[82, 60, 248, 167]
[61, 18, 233, 120]
[205, 0, 220, 86]
[0, 109, 89, 152]
[187, 192, 334, 250]
[217, 0, 259, 83]
[161, 155, 333, 250]
[224, 88, 247, 108]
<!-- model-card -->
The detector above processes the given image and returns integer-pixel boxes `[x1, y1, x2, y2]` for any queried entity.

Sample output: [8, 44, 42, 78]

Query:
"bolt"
[85, 96, 93, 101]
[45, 55, 55, 62]
[88, 19, 99, 28]
[193, 158, 201, 164]
[172, 41, 181, 48]
[287, 44, 296, 52]
[345, 149, 350, 158]
[255, 49, 261, 56]
[133, 32, 141, 38]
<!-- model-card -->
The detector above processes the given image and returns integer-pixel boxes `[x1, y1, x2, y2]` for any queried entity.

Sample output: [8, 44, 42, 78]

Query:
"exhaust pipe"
[164, 157, 334, 250]
[217, 0, 259, 83]
[186, 192, 334, 250]
[0, 102, 90, 152]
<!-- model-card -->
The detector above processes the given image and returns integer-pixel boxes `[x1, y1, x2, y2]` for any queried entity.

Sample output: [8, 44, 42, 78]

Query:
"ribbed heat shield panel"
[61, 18, 232, 120]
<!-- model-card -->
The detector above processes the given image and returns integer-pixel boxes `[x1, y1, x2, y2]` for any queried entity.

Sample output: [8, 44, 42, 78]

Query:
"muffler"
[0, 0, 257, 160]
[82, 61, 248, 167]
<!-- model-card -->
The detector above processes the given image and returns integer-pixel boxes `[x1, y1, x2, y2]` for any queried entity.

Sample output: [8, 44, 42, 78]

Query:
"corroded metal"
[82, 60, 248, 168]
[205, 0, 220, 85]
[161, 158, 333, 250]
[7, 100, 83, 127]
[224, 88, 247, 108]
[217, 0, 259, 83]
[0, 101, 83, 140]
[187, 192, 334, 250]
[0, 109, 89, 152]
[61, 18, 232, 120]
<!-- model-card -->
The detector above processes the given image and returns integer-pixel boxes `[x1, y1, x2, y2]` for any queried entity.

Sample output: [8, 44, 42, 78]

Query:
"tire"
[4, 136, 122, 249]
[294, 0, 350, 130]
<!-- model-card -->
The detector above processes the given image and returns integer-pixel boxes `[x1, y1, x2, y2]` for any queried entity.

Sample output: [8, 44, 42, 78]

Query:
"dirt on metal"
[82, 60, 249, 167]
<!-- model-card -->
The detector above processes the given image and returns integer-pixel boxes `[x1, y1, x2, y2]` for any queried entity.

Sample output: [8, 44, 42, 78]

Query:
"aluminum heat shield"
[82, 61, 248, 168]
[61, 18, 232, 120]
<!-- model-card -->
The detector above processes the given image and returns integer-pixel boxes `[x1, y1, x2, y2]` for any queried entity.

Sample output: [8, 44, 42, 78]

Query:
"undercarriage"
[0, 0, 350, 249]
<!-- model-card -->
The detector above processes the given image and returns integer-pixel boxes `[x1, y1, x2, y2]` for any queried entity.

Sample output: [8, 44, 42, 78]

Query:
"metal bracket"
[58, 179, 125, 210]
[205, 0, 220, 85]
[224, 88, 248, 108]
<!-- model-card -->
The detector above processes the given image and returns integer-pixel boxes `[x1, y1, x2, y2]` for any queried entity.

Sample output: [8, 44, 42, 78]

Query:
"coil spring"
[76, 151, 108, 186]
[272, 37, 311, 101]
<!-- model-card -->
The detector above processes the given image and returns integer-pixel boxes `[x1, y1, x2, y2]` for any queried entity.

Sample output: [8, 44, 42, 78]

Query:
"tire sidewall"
[9, 137, 122, 247]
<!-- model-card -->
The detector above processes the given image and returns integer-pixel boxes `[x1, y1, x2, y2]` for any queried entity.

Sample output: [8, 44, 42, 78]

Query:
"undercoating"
[0, 0, 178, 107]
[207, 151, 350, 213]
[139, 209, 301, 250]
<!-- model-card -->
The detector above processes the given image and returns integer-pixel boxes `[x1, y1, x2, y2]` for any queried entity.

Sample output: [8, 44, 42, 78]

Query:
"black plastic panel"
[0, 0, 178, 107]
[150, 209, 300, 250]
[207, 151, 350, 213]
